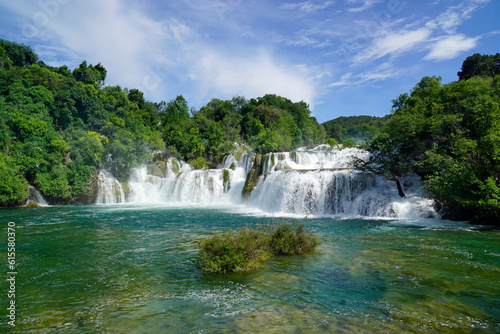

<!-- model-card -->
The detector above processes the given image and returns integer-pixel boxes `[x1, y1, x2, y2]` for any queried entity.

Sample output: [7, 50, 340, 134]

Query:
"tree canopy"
[322, 115, 389, 144]
[457, 53, 500, 81]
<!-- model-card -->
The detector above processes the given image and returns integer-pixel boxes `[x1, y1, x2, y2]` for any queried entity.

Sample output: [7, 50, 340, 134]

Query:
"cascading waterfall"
[247, 171, 435, 218]
[26, 185, 48, 206]
[261, 147, 369, 173]
[100, 155, 254, 205]
[95, 147, 437, 219]
[95, 171, 126, 204]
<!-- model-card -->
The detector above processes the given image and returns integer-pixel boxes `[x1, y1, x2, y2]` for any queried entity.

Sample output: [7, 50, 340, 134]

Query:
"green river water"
[1, 205, 499, 333]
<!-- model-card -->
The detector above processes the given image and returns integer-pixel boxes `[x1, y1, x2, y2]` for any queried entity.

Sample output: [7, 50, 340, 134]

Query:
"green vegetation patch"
[269, 221, 320, 255]
[197, 220, 320, 273]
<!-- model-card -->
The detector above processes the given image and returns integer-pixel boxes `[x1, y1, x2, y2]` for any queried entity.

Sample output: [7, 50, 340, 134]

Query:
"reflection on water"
[1, 205, 498, 333]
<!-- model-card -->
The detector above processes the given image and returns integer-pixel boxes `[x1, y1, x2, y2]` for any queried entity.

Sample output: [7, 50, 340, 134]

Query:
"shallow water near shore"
[1, 205, 499, 333]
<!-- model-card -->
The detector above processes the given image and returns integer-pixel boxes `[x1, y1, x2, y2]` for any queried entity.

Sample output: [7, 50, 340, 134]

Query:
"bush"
[197, 220, 320, 273]
[326, 138, 339, 150]
[188, 156, 206, 169]
[341, 140, 357, 149]
[269, 220, 320, 255]
[198, 227, 271, 273]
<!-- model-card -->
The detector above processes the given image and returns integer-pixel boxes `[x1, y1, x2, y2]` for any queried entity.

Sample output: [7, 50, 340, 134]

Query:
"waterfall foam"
[95, 147, 437, 219]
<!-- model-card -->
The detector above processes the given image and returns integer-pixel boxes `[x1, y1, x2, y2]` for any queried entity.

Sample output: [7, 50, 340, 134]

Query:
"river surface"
[1, 204, 499, 333]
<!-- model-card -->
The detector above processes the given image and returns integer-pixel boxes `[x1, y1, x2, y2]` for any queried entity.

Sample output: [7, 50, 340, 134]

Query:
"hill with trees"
[322, 115, 389, 145]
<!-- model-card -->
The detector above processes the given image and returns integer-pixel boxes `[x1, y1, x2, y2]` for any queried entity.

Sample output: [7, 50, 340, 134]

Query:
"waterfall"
[261, 147, 369, 173]
[94, 147, 437, 219]
[96, 171, 126, 204]
[247, 170, 435, 218]
[27, 186, 48, 206]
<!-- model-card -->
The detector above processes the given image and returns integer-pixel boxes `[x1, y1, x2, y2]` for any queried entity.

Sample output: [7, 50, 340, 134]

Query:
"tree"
[72, 61, 107, 87]
[0, 39, 38, 67]
[161, 95, 189, 123]
[352, 134, 412, 197]
[458, 53, 500, 81]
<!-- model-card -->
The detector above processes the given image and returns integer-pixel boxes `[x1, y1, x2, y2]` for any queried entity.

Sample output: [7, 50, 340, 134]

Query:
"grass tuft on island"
[198, 220, 320, 274]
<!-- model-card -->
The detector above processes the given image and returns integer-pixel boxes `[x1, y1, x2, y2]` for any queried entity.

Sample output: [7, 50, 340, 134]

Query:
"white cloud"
[281, 1, 334, 13]
[328, 73, 353, 87]
[279, 29, 331, 48]
[328, 62, 399, 87]
[426, 0, 491, 33]
[424, 34, 478, 61]
[191, 49, 317, 108]
[354, 27, 432, 63]
[346, 0, 381, 13]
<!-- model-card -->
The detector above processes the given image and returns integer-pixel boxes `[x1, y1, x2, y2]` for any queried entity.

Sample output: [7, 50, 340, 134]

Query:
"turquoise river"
[1, 204, 499, 333]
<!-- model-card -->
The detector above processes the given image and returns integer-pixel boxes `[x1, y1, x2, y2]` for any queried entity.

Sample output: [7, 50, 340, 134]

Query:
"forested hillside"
[0, 39, 325, 206]
[322, 115, 389, 144]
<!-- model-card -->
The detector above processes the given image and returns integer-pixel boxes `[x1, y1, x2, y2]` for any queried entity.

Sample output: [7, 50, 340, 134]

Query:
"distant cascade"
[261, 147, 369, 174]
[94, 147, 437, 220]
[26, 186, 48, 206]
[96, 171, 126, 204]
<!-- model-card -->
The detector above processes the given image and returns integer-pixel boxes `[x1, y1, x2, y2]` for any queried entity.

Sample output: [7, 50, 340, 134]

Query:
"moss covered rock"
[223, 169, 231, 192]
[241, 154, 264, 198]
[147, 163, 165, 178]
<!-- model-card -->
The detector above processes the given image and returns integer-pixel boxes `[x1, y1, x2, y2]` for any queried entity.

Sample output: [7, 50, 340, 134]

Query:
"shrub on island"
[197, 220, 320, 273]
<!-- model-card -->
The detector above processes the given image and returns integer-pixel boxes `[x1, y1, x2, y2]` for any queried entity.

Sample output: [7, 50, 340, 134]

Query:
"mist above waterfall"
[96, 147, 437, 220]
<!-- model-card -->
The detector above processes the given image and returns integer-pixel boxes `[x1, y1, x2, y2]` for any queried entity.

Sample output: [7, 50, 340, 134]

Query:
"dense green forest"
[322, 115, 389, 144]
[355, 53, 500, 224]
[0, 39, 326, 206]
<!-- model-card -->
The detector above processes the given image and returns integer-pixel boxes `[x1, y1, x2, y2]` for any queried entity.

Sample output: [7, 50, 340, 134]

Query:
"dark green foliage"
[0, 152, 28, 206]
[0, 39, 38, 67]
[159, 94, 326, 163]
[223, 168, 230, 191]
[322, 115, 389, 144]
[268, 220, 320, 255]
[0, 39, 165, 205]
[198, 227, 271, 273]
[458, 53, 500, 81]
[198, 220, 320, 273]
[72, 61, 107, 87]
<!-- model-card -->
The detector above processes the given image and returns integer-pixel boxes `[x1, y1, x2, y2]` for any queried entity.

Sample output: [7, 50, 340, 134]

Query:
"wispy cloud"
[424, 34, 478, 61]
[348, 0, 492, 65]
[328, 63, 400, 87]
[353, 28, 432, 63]
[346, 0, 381, 13]
[281, 1, 335, 13]
[278, 29, 332, 48]
[426, 0, 491, 33]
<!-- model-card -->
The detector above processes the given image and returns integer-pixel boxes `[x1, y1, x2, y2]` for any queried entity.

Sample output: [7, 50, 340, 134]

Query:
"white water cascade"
[95, 147, 437, 219]
[26, 185, 48, 206]
[95, 171, 126, 204]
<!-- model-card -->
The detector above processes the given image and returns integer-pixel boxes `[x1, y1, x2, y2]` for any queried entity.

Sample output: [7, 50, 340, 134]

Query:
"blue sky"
[0, 0, 499, 122]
